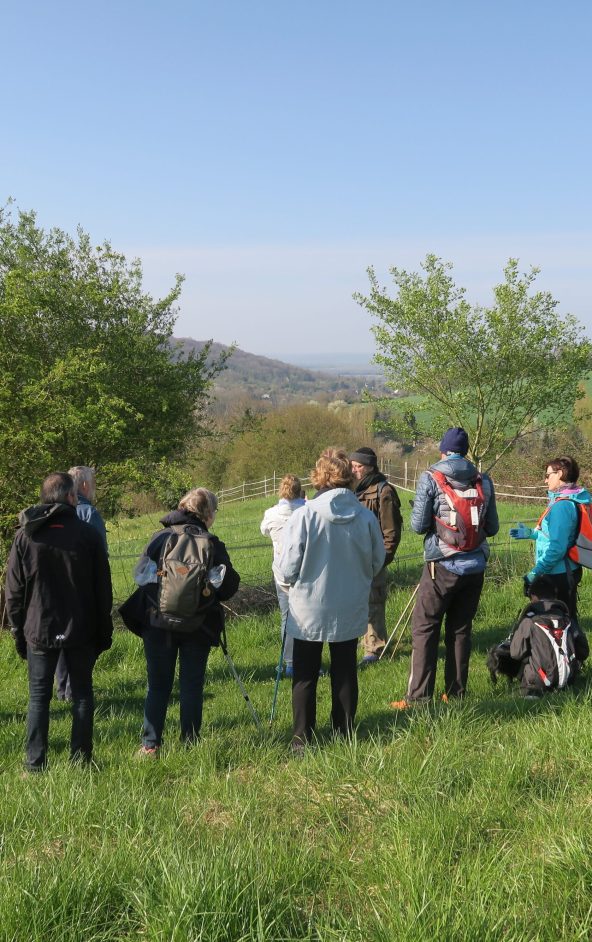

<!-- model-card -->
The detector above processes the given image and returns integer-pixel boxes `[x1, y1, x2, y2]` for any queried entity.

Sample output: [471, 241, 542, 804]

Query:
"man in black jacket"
[5, 472, 113, 771]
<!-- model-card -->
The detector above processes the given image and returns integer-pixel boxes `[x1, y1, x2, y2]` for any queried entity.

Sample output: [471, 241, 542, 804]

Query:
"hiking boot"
[138, 745, 160, 758]
[359, 654, 380, 668]
[389, 698, 413, 711]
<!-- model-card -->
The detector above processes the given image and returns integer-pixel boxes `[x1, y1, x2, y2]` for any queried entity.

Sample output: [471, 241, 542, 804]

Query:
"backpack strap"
[430, 470, 485, 522]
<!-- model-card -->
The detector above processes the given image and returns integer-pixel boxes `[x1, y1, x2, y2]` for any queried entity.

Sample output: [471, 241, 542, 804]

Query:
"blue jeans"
[26, 644, 95, 770]
[275, 581, 293, 665]
[142, 626, 211, 747]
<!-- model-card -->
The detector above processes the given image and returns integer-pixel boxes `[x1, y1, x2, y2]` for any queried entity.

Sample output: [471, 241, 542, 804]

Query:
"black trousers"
[407, 562, 485, 701]
[545, 568, 581, 620]
[26, 644, 95, 770]
[292, 637, 358, 745]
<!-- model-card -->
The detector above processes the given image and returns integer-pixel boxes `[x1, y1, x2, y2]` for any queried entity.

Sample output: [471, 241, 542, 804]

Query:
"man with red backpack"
[391, 427, 499, 708]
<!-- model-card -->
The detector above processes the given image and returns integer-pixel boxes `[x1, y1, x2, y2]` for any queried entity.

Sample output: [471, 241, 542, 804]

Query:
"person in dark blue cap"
[390, 427, 499, 708]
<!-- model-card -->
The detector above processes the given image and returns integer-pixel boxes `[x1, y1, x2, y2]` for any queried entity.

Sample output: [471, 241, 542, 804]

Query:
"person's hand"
[523, 574, 532, 597]
[13, 633, 27, 660]
[510, 523, 533, 540]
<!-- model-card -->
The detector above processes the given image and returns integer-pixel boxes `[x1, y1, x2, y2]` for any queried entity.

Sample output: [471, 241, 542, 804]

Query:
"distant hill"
[174, 338, 386, 406]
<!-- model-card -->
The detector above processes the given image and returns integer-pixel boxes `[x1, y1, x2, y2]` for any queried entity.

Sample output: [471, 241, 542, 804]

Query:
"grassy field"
[2, 495, 592, 941]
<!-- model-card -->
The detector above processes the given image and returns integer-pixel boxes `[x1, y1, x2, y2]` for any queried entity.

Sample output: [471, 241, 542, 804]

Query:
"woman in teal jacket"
[511, 456, 590, 617]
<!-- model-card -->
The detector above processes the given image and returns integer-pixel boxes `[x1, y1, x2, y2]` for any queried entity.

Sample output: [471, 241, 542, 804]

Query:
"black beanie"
[349, 447, 378, 467]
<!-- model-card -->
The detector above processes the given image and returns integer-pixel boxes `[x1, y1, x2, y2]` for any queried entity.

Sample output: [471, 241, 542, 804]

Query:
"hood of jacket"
[310, 487, 363, 524]
[429, 456, 481, 486]
[18, 502, 77, 535]
[159, 509, 208, 530]
[523, 598, 570, 618]
[548, 486, 592, 506]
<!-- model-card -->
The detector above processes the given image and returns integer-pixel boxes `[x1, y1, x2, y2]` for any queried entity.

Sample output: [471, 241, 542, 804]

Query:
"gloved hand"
[13, 632, 27, 660]
[523, 574, 532, 597]
[510, 523, 533, 540]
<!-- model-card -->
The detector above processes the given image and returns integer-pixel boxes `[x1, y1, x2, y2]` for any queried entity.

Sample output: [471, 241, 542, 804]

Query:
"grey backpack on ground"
[151, 525, 215, 632]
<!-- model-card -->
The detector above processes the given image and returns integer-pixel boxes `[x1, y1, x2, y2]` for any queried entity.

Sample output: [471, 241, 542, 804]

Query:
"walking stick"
[219, 630, 262, 731]
[379, 583, 420, 660]
[388, 604, 415, 661]
[269, 629, 286, 726]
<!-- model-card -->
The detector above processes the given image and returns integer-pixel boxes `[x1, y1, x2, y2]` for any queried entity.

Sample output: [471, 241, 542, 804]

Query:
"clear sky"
[2, 0, 591, 357]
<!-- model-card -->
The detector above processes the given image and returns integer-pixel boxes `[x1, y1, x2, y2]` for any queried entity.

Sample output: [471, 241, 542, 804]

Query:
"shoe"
[389, 698, 413, 711]
[359, 654, 380, 668]
[284, 664, 294, 679]
[291, 741, 306, 758]
[138, 745, 159, 757]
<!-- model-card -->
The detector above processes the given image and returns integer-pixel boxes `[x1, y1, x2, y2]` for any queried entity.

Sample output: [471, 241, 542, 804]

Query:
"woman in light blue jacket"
[279, 448, 384, 753]
[511, 455, 591, 617]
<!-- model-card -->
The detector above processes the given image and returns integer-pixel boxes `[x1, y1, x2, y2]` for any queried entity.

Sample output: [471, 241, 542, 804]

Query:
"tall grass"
[1, 496, 591, 941]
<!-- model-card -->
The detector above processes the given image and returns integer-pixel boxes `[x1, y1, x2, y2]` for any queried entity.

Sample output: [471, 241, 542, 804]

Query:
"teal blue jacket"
[528, 486, 592, 579]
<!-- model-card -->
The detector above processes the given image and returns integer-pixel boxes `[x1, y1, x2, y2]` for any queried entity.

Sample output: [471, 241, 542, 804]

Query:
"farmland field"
[1, 494, 592, 941]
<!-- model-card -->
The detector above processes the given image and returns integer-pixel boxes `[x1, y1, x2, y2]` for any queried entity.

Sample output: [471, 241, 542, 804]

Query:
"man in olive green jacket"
[350, 448, 402, 663]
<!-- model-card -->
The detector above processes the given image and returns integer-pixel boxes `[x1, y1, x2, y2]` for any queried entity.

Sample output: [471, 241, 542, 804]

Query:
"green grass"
[1, 495, 592, 941]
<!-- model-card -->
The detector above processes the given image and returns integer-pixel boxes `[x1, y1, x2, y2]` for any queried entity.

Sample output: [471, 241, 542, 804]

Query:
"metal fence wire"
[107, 465, 546, 606]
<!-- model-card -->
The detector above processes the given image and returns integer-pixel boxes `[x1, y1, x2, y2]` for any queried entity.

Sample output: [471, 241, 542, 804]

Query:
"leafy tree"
[224, 404, 357, 484]
[355, 255, 591, 469]
[0, 204, 227, 546]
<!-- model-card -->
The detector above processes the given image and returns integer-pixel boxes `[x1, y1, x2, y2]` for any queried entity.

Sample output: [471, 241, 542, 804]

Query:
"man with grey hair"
[55, 466, 108, 700]
[68, 466, 108, 551]
[5, 472, 113, 771]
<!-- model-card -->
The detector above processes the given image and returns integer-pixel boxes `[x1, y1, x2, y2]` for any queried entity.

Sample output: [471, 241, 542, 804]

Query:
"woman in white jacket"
[260, 475, 305, 675]
[279, 449, 385, 753]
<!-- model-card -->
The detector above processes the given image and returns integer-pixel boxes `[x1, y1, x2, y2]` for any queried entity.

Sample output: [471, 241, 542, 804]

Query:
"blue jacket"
[76, 494, 108, 553]
[528, 486, 592, 579]
[278, 488, 385, 642]
[411, 456, 499, 563]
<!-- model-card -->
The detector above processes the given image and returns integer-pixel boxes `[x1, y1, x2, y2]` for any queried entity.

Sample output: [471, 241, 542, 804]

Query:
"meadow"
[1, 494, 592, 941]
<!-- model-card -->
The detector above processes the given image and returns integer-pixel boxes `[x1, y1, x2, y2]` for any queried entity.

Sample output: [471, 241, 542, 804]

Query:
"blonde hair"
[178, 487, 218, 522]
[279, 474, 303, 500]
[310, 448, 354, 491]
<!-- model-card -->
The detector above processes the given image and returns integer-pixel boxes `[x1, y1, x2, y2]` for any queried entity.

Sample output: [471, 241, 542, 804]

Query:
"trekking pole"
[379, 583, 420, 660]
[219, 631, 262, 731]
[388, 604, 415, 661]
[269, 629, 286, 726]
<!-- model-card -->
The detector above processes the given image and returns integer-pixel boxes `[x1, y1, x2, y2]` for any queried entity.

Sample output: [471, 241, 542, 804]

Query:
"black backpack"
[151, 525, 215, 633]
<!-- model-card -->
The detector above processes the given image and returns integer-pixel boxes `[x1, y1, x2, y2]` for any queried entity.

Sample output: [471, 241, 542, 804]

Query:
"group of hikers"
[3, 429, 590, 769]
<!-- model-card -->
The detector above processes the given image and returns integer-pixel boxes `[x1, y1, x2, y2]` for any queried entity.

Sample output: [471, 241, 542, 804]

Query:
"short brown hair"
[546, 456, 580, 484]
[279, 474, 303, 500]
[310, 448, 354, 490]
[178, 487, 218, 521]
[41, 472, 75, 505]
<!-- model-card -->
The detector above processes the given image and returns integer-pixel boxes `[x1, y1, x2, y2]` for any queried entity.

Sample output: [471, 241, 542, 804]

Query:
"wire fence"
[0, 463, 548, 621]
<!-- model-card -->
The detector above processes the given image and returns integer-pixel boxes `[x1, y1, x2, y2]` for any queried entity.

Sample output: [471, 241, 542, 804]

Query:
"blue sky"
[2, 0, 591, 356]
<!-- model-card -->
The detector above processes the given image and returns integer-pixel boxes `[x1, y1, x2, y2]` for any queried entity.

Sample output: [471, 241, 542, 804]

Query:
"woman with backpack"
[278, 448, 385, 754]
[260, 474, 306, 678]
[138, 487, 240, 756]
[510, 456, 591, 618]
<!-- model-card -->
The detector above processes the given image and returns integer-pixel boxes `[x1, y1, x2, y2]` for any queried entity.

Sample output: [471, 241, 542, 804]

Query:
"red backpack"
[430, 470, 486, 553]
[536, 498, 592, 569]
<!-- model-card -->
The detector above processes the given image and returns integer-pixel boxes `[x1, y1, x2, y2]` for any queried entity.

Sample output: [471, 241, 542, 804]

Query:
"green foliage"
[355, 256, 591, 469]
[223, 403, 357, 483]
[0, 204, 227, 545]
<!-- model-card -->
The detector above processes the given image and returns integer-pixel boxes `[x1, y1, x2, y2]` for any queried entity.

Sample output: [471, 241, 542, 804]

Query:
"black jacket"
[5, 502, 113, 651]
[131, 509, 240, 644]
